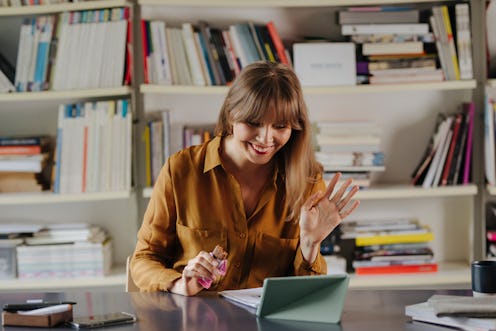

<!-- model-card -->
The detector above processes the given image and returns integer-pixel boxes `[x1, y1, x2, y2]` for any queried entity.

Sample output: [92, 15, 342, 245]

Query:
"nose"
[257, 125, 274, 144]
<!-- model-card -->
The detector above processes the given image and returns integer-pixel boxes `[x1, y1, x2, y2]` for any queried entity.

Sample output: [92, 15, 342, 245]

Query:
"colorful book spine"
[355, 263, 438, 275]
[355, 232, 434, 247]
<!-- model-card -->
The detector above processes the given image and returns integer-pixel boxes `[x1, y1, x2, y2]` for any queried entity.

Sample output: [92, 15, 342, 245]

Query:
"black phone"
[66, 312, 136, 329]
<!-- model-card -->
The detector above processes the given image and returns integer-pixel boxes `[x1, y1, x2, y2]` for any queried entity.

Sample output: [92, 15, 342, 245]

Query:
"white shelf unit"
[0, 266, 126, 292]
[0, 0, 138, 292]
[137, 0, 483, 290]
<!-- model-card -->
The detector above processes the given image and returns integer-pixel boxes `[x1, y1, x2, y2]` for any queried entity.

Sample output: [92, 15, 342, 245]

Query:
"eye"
[273, 123, 289, 129]
[247, 121, 261, 127]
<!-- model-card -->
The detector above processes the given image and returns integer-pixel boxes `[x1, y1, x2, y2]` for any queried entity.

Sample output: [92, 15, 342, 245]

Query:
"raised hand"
[299, 173, 360, 263]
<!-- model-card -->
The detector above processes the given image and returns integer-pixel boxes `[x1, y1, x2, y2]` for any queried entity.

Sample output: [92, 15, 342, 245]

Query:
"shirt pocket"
[176, 223, 227, 261]
[252, 232, 299, 284]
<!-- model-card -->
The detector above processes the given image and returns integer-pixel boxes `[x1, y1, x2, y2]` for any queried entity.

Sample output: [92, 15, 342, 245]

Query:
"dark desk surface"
[0, 289, 473, 331]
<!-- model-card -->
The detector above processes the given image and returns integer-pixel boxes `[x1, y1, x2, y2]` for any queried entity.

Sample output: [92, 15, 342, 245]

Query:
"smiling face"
[230, 108, 292, 166]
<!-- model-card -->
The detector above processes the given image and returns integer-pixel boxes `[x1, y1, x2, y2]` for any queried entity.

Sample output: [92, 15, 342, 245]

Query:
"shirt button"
[239, 233, 246, 239]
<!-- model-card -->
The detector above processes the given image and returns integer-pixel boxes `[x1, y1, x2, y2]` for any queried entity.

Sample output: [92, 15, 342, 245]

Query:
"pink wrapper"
[198, 253, 227, 289]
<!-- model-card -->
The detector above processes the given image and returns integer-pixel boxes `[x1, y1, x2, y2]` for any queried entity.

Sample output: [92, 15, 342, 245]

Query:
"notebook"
[220, 274, 349, 323]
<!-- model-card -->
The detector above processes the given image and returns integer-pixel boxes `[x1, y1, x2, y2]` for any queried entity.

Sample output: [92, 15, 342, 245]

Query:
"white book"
[406, 300, 496, 331]
[432, 125, 452, 187]
[111, 15, 127, 87]
[485, 97, 496, 186]
[0, 69, 15, 92]
[362, 41, 423, 55]
[422, 116, 453, 188]
[341, 23, 429, 35]
[52, 12, 70, 90]
[14, 19, 31, 91]
[182, 22, 206, 86]
[153, 21, 173, 85]
[455, 3, 473, 80]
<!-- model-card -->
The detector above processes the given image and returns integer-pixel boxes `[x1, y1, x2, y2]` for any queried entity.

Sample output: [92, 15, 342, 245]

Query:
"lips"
[250, 143, 274, 154]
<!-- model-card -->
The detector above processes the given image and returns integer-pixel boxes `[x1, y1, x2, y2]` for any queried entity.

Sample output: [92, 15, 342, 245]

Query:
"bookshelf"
[0, 0, 489, 291]
[0, 0, 139, 291]
[137, 0, 485, 291]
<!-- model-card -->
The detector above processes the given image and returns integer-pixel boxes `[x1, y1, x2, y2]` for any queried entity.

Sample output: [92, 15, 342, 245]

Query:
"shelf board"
[141, 184, 477, 200]
[348, 262, 470, 289]
[139, 0, 448, 7]
[356, 184, 477, 200]
[141, 80, 476, 96]
[0, 87, 132, 102]
[487, 184, 496, 195]
[0, 0, 129, 16]
[0, 265, 126, 291]
[487, 79, 496, 88]
[0, 190, 132, 205]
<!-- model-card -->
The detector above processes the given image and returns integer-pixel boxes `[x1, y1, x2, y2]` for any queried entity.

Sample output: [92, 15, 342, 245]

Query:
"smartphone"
[67, 312, 136, 329]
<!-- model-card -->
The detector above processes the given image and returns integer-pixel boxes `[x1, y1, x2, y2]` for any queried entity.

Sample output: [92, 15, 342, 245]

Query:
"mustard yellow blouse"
[131, 136, 327, 292]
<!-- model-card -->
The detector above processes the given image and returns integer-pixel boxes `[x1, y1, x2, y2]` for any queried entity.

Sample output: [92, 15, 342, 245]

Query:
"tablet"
[67, 312, 136, 329]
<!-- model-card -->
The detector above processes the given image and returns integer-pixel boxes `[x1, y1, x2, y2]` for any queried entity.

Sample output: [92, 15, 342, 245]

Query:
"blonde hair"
[215, 61, 322, 221]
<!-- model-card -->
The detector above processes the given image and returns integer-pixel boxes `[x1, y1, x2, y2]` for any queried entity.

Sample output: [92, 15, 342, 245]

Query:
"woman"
[131, 61, 359, 295]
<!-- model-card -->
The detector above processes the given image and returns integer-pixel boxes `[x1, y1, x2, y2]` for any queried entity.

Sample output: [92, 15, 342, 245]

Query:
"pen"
[17, 304, 72, 316]
[3, 301, 77, 312]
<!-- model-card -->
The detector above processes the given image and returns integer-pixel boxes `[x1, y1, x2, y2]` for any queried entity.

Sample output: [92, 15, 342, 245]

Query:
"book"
[406, 296, 496, 331]
[266, 21, 290, 65]
[341, 23, 429, 35]
[362, 41, 423, 56]
[354, 229, 434, 247]
[338, 9, 419, 24]
[355, 263, 438, 275]
[463, 102, 475, 184]
[485, 96, 496, 186]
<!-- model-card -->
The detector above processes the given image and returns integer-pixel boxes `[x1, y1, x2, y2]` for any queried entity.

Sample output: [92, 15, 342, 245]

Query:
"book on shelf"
[293, 42, 356, 87]
[183, 124, 215, 149]
[337, 8, 420, 25]
[485, 96, 496, 186]
[355, 263, 437, 275]
[341, 23, 429, 36]
[413, 103, 474, 187]
[144, 110, 171, 186]
[361, 41, 424, 56]
[53, 100, 132, 194]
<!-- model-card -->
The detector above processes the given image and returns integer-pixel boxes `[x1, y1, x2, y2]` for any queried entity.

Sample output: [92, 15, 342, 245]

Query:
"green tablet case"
[256, 274, 349, 323]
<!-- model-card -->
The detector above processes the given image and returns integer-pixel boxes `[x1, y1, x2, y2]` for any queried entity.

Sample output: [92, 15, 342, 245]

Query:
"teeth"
[252, 144, 271, 153]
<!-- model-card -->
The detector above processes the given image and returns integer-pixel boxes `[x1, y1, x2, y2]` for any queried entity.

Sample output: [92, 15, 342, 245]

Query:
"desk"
[0, 289, 472, 331]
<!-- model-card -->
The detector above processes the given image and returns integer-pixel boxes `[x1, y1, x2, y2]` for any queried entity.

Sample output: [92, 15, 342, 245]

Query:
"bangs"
[230, 82, 303, 130]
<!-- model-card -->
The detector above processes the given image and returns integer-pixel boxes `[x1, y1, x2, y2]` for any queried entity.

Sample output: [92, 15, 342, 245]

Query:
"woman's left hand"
[299, 173, 360, 263]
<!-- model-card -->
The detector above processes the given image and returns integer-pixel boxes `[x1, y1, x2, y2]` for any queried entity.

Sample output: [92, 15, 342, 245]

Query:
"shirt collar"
[204, 136, 223, 173]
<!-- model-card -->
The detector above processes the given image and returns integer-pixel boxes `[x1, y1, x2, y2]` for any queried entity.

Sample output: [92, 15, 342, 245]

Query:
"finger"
[339, 200, 360, 220]
[330, 177, 352, 203]
[337, 185, 359, 210]
[322, 172, 341, 200]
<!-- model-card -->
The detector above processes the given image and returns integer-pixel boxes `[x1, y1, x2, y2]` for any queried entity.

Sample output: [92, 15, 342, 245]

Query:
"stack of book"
[183, 124, 215, 149]
[14, 8, 131, 92]
[1, 0, 93, 7]
[16, 223, 112, 279]
[314, 121, 384, 188]
[429, 4, 473, 81]
[141, 19, 290, 86]
[338, 218, 437, 275]
[339, 5, 442, 85]
[0, 136, 54, 193]
[412, 102, 474, 187]
[53, 99, 132, 194]
[143, 111, 170, 187]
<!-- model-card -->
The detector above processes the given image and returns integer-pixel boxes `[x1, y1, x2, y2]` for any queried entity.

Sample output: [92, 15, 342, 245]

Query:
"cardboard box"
[2, 309, 73, 327]
[293, 42, 356, 87]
